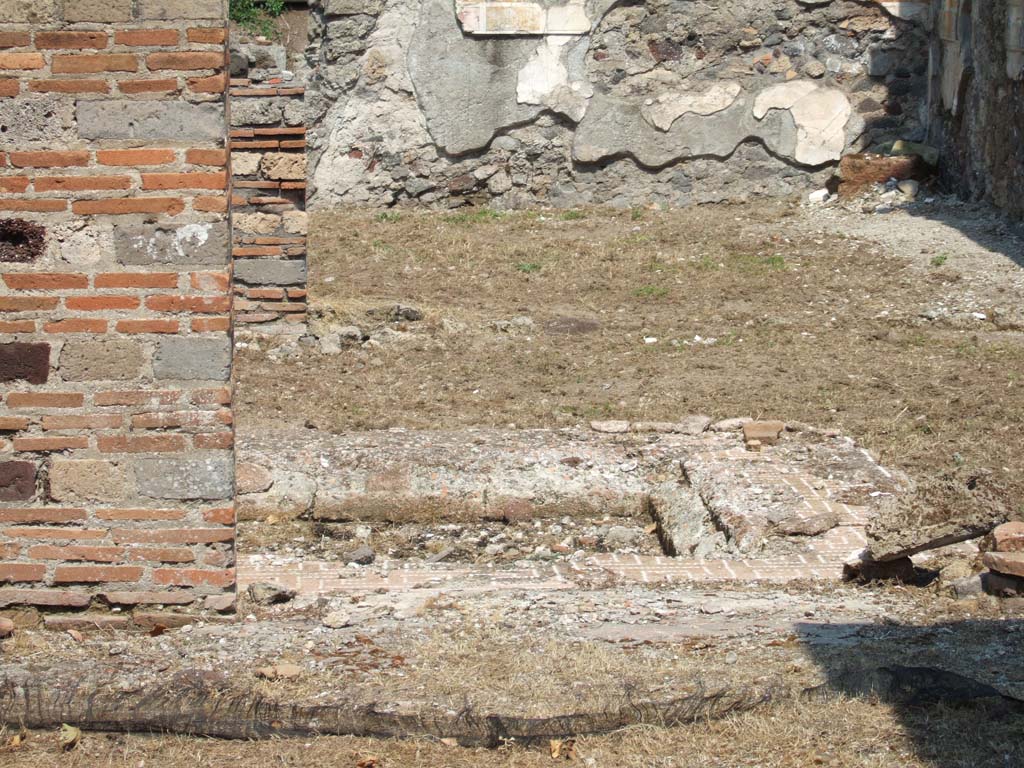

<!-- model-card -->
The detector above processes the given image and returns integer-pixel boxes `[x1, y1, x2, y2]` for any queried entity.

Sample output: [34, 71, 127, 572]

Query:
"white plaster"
[874, 1, 929, 23]
[456, 0, 590, 36]
[642, 82, 742, 131]
[516, 36, 593, 121]
[754, 81, 852, 166]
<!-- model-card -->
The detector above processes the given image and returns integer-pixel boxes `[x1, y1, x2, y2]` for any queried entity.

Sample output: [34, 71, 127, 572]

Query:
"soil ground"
[236, 197, 1024, 506]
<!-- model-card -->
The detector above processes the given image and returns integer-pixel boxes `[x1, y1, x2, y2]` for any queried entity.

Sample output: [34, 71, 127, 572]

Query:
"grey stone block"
[0, 0, 58, 22]
[63, 0, 131, 21]
[138, 0, 226, 19]
[116, 221, 229, 267]
[230, 98, 283, 127]
[136, 455, 235, 501]
[323, 0, 383, 15]
[153, 337, 231, 381]
[77, 101, 224, 143]
[234, 258, 307, 286]
[0, 96, 75, 150]
[60, 340, 144, 382]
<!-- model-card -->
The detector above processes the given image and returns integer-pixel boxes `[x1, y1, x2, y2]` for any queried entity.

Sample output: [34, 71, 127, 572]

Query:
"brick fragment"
[0, 200, 67, 212]
[187, 72, 227, 93]
[128, 547, 195, 563]
[0, 462, 35, 501]
[0, 176, 28, 192]
[0, 342, 49, 384]
[95, 508, 186, 521]
[153, 568, 234, 588]
[118, 78, 179, 94]
[43, 319, 108, 334]
[95, 272, 178, 289]
[52, 54, 137, 73]
[35, 175, 131, 191]
[115, 319, 180, 334]
[0, 508, 84, 524]
[0, 321, 36, 333]
[115, 29, 179, 46]
[13, 436, 89, 452]
[97, 148, 175, 166]
[54, 565, 143, 583]
[65, 296, 141, 311]
[29, 545, 123, 562]
[72, 197, 185, 216]
[141, 172, 226, 190]
[42, 414, 122, 430]
[0, 589, 91, 608]
[0, 417, 31, 431]
[0, 564, 45, 583]
[6, 393, 84, 409]
[0, 33, 31, 49]
[8, 151, 89, 168]
[35, 32, 109, 49]
[94, 389, 179, 406]
[0, 80, 19, 97]
[0, 53, 44, 70]
[98, 434, 187, 453]
[0, 296, 60, 312]
[27, 79, 110, 94]
[100, 591, 195, 606]
[146, 51, 223, 70]
[194, 432, 233, 449]
[44, 615, 130, 630]
[146, 295, 231, 313]
[4, 273, 89, 290]
[187, 28, 227, 44]
[185, 148, 227, 166]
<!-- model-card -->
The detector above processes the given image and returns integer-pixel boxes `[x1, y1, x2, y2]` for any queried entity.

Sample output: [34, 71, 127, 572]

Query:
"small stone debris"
[590, 420, 630, 434]
[248, 582, 297, 606]
[426, 546, 456, 563]
[255, 663, 303, 681]
[323, 611, 353, 629]
[743, 420, 785, 446]
[344, 545, 376, 565]
[775, 512, 839, 537]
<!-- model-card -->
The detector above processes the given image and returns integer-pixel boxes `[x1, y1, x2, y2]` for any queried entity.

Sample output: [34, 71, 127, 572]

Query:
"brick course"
[0, 1, 234, 616]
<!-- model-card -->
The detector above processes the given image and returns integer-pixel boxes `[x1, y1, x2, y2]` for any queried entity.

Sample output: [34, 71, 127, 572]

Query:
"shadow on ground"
[797, 618, 1024, 768]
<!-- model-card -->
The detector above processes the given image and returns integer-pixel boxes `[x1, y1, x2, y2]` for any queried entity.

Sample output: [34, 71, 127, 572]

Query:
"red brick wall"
[0, 0, 235, 619]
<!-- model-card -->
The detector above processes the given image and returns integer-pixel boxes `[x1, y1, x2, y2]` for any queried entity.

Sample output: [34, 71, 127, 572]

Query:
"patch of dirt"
[236, 200, 1024, 507]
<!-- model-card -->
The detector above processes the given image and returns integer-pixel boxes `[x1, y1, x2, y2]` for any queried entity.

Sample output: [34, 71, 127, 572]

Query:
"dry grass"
[236, 203, 1024, 502]
[4, 697, 1023, 767]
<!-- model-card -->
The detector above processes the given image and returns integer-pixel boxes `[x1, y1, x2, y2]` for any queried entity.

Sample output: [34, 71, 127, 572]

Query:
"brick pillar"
[0, 0, 235, 619]
[229, 76, 308, 332]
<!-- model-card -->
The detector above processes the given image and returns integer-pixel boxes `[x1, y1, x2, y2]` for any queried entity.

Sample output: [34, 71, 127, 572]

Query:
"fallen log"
[0, 668, 780, 746]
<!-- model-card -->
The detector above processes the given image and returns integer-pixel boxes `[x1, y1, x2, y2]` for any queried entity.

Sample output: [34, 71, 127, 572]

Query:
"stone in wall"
[307, 0, 930, 208]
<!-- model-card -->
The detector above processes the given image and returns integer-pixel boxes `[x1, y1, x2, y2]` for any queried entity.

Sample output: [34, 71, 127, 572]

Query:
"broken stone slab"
[590, 420, 630, 434]
[982, 552, 1024, 580]
[866, 474, 1011, 562]
[992, 522, 1024, 553]
[843, 549, 915, 582]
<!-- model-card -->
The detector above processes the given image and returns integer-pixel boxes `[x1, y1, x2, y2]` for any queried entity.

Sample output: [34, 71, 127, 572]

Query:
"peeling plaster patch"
[642, 82, 742, 132]
[456, 0, 590, 35]
[516, 36, 593, 122]
[874, 1, 929, 22]
[753, 82, 851, 166]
